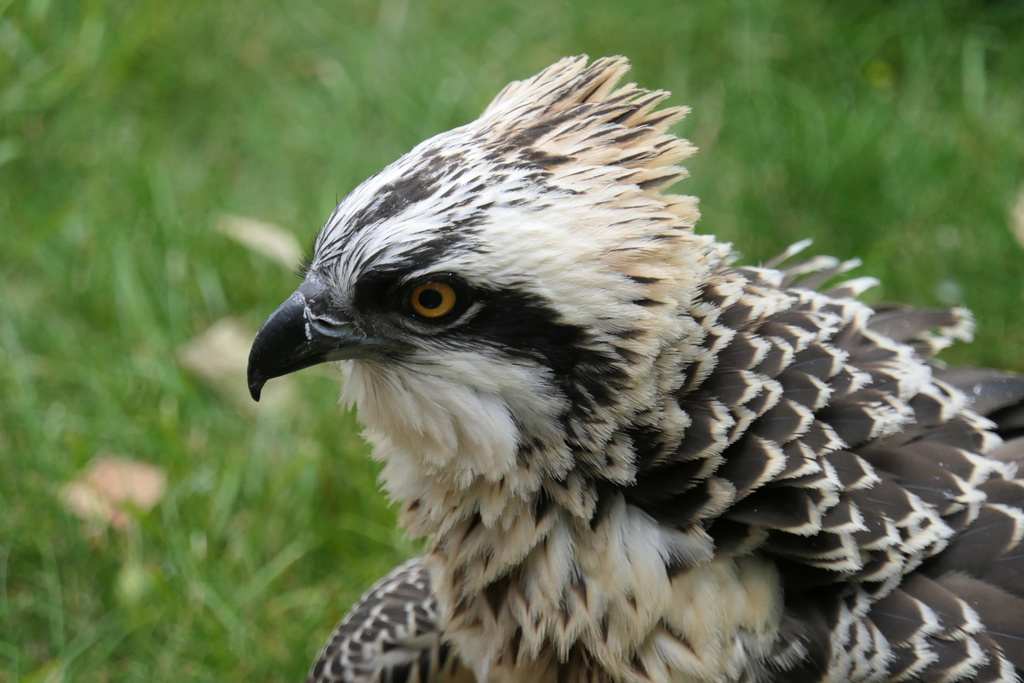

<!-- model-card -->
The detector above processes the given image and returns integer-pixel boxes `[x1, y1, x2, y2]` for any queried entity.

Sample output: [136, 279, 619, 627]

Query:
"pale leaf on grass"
[61, 455, 167, 533]
[22, 660, 65, 683]
[216, 214, 303, 270]
[1010, 183, 1024, 251]
[176, 317, 296, 412]
[176, 317, 252, 391]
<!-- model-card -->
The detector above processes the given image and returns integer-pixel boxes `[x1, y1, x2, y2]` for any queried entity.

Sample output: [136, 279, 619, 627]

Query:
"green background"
[3, 1, 1023, 680]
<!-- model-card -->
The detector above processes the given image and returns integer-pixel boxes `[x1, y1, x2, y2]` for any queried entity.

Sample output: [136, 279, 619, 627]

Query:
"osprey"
[247, 57, 1024, 683]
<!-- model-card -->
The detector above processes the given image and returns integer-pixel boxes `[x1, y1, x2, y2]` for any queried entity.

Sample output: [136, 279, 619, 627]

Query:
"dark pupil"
[418, 288, 444, 310]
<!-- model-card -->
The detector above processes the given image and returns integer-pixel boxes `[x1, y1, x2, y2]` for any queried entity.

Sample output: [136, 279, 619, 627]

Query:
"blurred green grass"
[2, 0, 1023, 680]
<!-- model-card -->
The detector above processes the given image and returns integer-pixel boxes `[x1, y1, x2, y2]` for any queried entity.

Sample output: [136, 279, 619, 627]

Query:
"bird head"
[248, 56, 715, 521]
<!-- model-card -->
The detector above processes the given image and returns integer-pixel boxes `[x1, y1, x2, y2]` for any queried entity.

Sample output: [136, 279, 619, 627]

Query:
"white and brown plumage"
[247, 57, 1024, 683]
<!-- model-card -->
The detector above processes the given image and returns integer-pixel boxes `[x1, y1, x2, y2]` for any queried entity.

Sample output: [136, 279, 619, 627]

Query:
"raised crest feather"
[480, 56, 699, 197]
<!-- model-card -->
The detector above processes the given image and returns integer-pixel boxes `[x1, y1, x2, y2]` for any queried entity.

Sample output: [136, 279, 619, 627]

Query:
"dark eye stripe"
[451, 289, 628, 411]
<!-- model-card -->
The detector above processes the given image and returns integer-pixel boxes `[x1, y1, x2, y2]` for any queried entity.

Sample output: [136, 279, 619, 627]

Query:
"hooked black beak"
[247, 280, 388, 401]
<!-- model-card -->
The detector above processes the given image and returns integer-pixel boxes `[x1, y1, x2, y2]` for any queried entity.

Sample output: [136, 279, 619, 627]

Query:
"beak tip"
[247, 350, 266, 402]
[247, 371, 265, 402]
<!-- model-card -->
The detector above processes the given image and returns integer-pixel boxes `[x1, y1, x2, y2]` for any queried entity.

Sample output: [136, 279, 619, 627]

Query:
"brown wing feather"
[625, 251, 1024, 682]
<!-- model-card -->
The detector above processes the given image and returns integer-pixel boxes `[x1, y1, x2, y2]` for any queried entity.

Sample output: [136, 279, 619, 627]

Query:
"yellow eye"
[410, 282, 458, 319]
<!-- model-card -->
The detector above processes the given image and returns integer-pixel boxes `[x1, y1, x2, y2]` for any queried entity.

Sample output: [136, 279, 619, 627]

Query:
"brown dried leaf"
[61, 455, 167, 532]
[216, 214, 303, 270]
